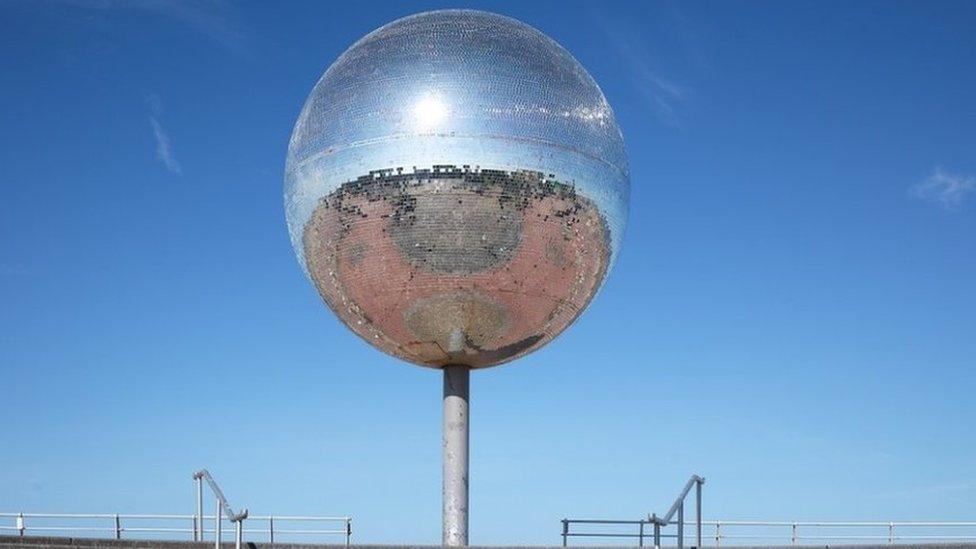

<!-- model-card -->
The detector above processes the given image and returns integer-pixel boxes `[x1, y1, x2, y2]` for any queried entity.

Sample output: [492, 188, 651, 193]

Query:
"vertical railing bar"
[791, 522, 796, 546]
[678, 502, 684, 549]
[652, 514, 661, 549]
[345, 518, 352, 547]
[196, 475, 204, 542]
[215, 499, 222, 549]
[269, 516, 274, 544]
[715, 523, 721, 548]
[889, 522, 894, 545]
[638, 520, 644, 547]
[115, 514, 122, 540]
[562, 519, 568, 547]
[696, 480, 702, 549]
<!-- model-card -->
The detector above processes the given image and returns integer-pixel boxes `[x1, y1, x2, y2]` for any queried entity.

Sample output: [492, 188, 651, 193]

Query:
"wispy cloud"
[591, 8, 689, 127]
[42, 0, 247, 53]
[147, 94, 181, 175]
[913, 167, 975, 209]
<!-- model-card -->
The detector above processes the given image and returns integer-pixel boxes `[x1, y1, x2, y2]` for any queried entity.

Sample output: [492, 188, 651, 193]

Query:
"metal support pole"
[791, 523, 797, 545]
[269, 516, 274, 544]
[443, 364, 469, 546]
[234, 519, 242, 549]
[196, 476, 204, 542]
[889, 522, 894, 544]
[638, 520, 644, 547]
[696, 481, 702, 548]
[345, 518, 352, 547]
[215, 499, 222, 549]
[115, 514, 122, 540]
[561, 520, 568, 547]
[652, 514, 661, 549]
[715, 523, 721, 548]
[678, 503, 684, 549]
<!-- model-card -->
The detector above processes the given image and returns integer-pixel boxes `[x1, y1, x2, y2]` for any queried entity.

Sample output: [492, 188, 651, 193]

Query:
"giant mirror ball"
[285, 9, 629, 369]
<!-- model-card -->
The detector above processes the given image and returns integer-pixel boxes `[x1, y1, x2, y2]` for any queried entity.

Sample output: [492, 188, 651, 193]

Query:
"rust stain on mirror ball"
[303, 166, 609, 368]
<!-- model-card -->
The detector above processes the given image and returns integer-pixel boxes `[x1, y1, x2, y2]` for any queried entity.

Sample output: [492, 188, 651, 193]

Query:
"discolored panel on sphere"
[302, 167, 610, 368]
[389, 187, 523, 275]
[285, 10, 629, 368]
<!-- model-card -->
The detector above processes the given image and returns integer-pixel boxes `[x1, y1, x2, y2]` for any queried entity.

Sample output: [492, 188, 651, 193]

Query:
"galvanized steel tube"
[443, 365, 470, 546]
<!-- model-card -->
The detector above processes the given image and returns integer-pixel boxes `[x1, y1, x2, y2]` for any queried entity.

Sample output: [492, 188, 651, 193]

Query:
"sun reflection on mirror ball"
[285, 9, 629, 369]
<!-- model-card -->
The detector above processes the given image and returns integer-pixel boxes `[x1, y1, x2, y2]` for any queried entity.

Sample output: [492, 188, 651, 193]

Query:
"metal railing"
[2, 469, 351, 546]
[563, 475, 704, 548]
[560, 518, 976, 547]
[705, 521, 976, 546]
[0, 513, 353, 545]
[193, 469, 247, 549]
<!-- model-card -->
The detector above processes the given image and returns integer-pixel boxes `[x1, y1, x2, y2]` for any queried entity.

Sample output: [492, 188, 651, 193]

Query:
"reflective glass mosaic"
[285, 10, 630, 368]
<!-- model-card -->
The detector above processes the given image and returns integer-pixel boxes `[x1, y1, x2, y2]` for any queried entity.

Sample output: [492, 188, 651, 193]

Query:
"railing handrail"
[560, 518, 976, 546]
[0, 512, 352, 521]
[657, 475, 704, 525]
[564, 474, 704, 548]
[561, 518, 976, 527]
[2, 472, 351, 547]
[192, 469, 248, 549]
[193, 469, 247, 522]
[3, 510, 352, 545]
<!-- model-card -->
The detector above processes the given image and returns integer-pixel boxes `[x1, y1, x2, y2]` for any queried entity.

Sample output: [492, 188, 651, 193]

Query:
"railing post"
[638, 520, 645, 547]
[561, 519, 568, 547]
[889, 522, 894, 544]
[196, 475, 204, 542]
[345, 518, 352, 547]
[215, 499, 222, 549]
[115, 514, 122, 540]
[695, 480, 702, 549]
[234, 518, 243, 549]
[269, 516, 274, 544]
[715, 523, 721, 548]
[17, 513, 25, 537]
[652, 514, 661, 549]
[677, 503, 684, 549]
[791, 523, 796, 545]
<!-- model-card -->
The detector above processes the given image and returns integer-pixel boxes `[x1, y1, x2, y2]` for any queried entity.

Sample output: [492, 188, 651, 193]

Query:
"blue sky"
[1, 0, 975, 545]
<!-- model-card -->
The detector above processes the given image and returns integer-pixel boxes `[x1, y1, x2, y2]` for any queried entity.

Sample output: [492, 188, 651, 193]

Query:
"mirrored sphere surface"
[285, 9, 629, 369]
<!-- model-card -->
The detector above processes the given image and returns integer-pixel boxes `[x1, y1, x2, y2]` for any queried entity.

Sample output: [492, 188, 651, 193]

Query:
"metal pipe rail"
[562, 475, 705, 549]
[193, 470, 247, 549]
[0, 513, 352, 545]
[559, 519, 976, 547]
[648, 475, 704, 549]
[563, 474, 704, 549]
